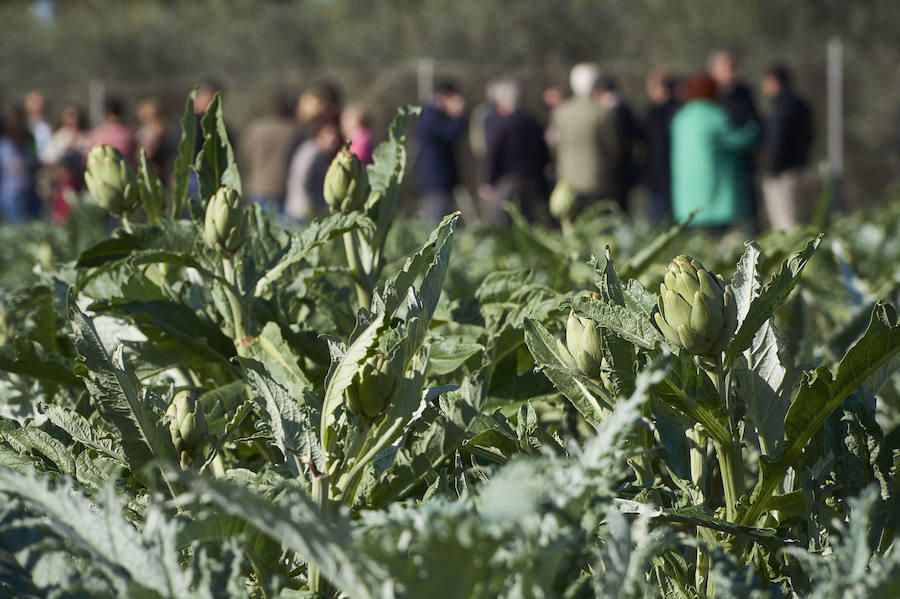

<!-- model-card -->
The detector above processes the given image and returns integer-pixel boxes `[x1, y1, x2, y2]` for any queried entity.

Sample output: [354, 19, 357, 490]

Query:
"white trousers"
[762, 169, 805, 231]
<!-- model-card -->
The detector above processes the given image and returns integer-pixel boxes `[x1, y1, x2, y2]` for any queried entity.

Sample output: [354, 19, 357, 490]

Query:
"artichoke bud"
[549, 180, 577, 219]
[346, 352, 395, 422]
[166, 390, 207, 466]
[84, 144, 139, 216]
[203, 186, 247, 256]
[324, 145, 370, 213]
[652, 255, 737, 357]
[562, 310, 605, 378]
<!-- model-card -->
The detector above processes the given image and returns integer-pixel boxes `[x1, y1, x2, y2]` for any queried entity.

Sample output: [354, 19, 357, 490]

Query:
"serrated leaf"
[727, 234, 822, 365]
[43, 404, 124, 462]
[67, 293, 178, 474]
[320, 311, 386, 453]
[567, 294, 665, 350]
[428, 338, 484, 375]
[0, 417, 76, 475]
[741, 302, 900, 526]
[734, 317, 794, 456]
[387, 215, 457, 369]
[245, 321, 314, 393]
[523, 318, 612, 427]
[239, 359, 323, 479]
[170, 469, 384, 599]
[0, 338, 81, 387]
[365, 105, 420, 254]
[651, 351, 731, 446]
[254, 212, 373, 297]
[194, 93, 240, 201]
[171, 87, 198, 218]
[0, 469, 192, 598]
[730, 241, 763, 328]
[137, 149, 164, 224]
[621, 279, 658, 318]
[91, 299, 236, 367]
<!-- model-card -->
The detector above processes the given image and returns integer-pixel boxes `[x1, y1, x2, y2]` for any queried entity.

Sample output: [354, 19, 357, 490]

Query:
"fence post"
[417, 57, 435, 102]
[826, 38, 843, 211]
[88, 79, 106, 128]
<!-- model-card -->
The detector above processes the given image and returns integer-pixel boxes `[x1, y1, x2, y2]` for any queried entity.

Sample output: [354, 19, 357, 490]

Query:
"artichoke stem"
[706, 358, 744, 523]
[309, 476, 331, 594]
[222, 256, 250, 357]
[210, 453, 226, 478]
[343, 231, 371, 309]
[560, 216, 573, 239]
[335, 416, 406, 507]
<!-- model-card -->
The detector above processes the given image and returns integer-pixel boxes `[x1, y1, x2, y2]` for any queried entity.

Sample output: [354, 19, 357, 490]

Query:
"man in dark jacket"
[760, 64, 813, 230]
[414, 81, 466, 222]
[641, 67, 681, 222]
[710, 50, 761, 224]
[481, 78, 550, 224]
[595, 75, 641, 211]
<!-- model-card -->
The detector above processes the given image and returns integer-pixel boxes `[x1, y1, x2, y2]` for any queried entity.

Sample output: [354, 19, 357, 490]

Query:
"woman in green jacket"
[671, 74, 759, 227]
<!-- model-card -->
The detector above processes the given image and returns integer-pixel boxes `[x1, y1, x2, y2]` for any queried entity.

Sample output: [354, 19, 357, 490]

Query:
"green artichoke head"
[346, 352, 395, 422]
[84, 144, 139, 216]
[549, 180, 576, 220]
[323, 145, 370, 213]
[556, 309, 605, 378]
[652, 255, 737, 357]
[166, 390, 208, 467]
[203, 186, 247, 256]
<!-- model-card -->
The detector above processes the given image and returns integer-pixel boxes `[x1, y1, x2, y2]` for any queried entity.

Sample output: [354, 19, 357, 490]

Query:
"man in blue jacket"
[414, 81, 466, 222]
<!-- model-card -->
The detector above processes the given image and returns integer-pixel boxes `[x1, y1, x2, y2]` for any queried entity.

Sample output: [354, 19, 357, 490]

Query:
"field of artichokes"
[1, 92, 900, 598]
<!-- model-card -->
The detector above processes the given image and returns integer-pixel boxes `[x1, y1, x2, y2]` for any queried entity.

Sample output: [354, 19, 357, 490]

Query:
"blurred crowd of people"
[0, 80, 373, 226]
[418, 50, 816, 231]
[0, 51, 821, 231]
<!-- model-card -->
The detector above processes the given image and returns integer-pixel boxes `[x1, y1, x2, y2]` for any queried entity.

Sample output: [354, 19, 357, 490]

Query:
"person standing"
[414, 81, 466, 222]
[760, 64, 813, 231]
[709, 50, 761, 221]
[136, 98, 170, 178]
[41, 105, 88, 222]
[340, 104, 375, 165]
[670, 74, 759, 228]
[549, 63, 618, 212]
[641, 67, 681, 222]
[86, 95, 136, 161]
[284, 122, 341, 224]
[238, 92, 299, 213]
[24, 91, 52, 159]
[41, 105, 88, 166]
[0, 105, 40, 222]
[480, 78, 550, 224]
[594, 75, 641, 211]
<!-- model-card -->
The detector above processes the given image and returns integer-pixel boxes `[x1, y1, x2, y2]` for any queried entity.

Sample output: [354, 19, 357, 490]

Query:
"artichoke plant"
[166, 390, 208, 468]
[324, 145, 370, 213]
[203, 186, 247, 256]
[557, 310, 605, 378]
[652, 255, 737, 357]
[84, 144, 139, 217]
[346, 352, 395, 422]
[549, 180, 576, 221]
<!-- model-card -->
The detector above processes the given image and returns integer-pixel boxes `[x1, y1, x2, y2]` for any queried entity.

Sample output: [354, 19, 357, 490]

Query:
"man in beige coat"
[239, 93, 300, 214]
[549, 63, 619, 213]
